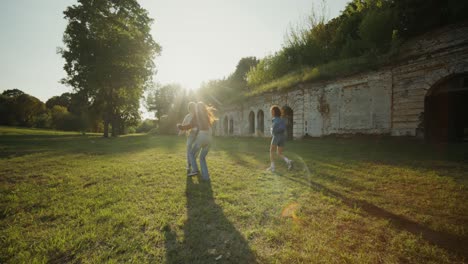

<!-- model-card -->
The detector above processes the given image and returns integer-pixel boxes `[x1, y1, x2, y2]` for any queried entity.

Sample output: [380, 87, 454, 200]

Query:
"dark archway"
[229, 118, 234, 135]
[248, 111, 255, 134]
[425, 74, 468, 142]
[257, 110, 264, 135]
[223, 116, 228, 136]
[282, 106, 294, 140]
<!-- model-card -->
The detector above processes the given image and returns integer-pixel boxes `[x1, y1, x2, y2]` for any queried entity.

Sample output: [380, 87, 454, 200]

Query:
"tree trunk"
[156, 112, 161, 130]
[111, 115, 118, 137]
[103, 118, 109, 138]
[119, 122, 125, 135]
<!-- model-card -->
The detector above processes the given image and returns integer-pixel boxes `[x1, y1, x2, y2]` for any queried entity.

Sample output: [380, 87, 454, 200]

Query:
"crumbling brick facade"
[215, 24, 468, 139]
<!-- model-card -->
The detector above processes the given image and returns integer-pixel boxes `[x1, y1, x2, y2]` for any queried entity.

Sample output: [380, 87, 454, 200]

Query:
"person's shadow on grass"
[164, 176, 256, 263]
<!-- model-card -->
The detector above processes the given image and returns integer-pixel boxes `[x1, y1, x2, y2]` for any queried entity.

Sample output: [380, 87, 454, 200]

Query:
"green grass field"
[1, 126, 467, 263]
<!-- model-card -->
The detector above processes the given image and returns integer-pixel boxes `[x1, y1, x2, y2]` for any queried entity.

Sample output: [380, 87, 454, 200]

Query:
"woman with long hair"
[267, 105, 293, 172]
[178, 101, 217, 181]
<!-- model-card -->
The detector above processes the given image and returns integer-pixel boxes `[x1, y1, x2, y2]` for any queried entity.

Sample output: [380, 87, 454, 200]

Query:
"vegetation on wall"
[245, 0, 468, 94]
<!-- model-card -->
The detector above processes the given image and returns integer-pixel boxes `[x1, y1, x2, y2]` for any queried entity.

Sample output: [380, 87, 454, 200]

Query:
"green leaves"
[246, 0, 466, 93]
[61, 0, 161, 137]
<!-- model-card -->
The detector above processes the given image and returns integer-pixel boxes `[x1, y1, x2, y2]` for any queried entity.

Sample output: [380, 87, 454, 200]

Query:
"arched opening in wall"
[249, 111, 255, 134]
[282, 106, 294, 140]
[257, 110, 264, 135]
[425, 73, 468, 142]
[229, 118, 234, 135]
[223, 116, 228, 136]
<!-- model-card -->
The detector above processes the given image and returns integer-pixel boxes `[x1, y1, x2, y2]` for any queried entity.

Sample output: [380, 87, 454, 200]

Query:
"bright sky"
[0, 0, 349, 102]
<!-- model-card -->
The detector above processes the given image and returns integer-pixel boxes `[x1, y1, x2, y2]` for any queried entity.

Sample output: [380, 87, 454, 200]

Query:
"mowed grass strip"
[0, 127, 467, 263]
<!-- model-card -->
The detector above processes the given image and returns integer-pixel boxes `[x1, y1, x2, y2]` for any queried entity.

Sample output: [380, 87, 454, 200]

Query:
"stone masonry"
[214, 23, 468, 138]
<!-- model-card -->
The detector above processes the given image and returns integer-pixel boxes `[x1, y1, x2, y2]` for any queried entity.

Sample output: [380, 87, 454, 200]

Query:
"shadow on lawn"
[217, 136, 467, 173]
[291, 138, 468, 170]
[0, 133, 181, 158]
[212, 137, 468, 260]
[276, 172, 468, 260]
[163, 177, 256, 264]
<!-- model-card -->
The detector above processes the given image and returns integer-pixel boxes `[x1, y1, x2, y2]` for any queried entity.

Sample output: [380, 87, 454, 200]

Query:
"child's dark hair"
[270, 105, 281, 117]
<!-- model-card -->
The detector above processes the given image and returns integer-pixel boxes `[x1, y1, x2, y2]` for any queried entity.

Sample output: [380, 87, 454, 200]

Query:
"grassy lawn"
[0, 126, 467, 263]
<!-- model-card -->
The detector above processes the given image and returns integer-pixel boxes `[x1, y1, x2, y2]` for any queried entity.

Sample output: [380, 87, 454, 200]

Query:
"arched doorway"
[282, 106, 294, 140]
[229, 118, 234, 135]
[257, 110, 264, 135]
[425, 74, 468, 142]
[249, 111, 255, 134]
[223, 116, 228, 136]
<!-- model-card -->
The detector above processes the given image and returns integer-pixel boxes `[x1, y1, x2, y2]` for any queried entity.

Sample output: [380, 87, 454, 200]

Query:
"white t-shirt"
[178, 113, 195, 136]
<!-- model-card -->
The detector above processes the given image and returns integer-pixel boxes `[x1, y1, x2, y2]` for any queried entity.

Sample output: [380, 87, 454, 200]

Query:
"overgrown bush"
[246, 51, 293, 87]
[34, 113, 51, 128]
[359, 8, 396, 52]
[136, 119, 156, 133]
[245, 0, 468, 93]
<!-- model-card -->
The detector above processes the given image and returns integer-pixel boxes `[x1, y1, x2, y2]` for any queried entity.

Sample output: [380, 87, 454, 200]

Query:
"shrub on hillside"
[136, 119, 156, 133]
[359, 8, 396, 53]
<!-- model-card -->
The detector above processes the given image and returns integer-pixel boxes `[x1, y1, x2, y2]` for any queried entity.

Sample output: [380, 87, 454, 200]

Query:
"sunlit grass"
[0, 126, 88, 136]
[0, 128, 467, 263]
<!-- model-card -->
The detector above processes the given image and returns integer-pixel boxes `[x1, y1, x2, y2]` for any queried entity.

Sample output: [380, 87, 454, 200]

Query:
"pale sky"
[0, 0, 349, 102]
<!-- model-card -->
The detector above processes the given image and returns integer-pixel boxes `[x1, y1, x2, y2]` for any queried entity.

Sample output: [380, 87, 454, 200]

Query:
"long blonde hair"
[196, 101, 217, 130]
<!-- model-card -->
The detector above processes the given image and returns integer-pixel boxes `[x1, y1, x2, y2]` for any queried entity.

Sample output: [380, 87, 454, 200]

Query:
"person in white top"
[178, 102, 198, 175]
[178, 102, 217, 181]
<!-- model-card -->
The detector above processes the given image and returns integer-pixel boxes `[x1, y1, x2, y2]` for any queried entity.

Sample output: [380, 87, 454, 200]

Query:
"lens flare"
[281, 202, 300, 219]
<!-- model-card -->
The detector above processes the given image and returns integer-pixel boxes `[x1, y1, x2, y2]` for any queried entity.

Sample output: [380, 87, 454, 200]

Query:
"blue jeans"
[186, 131, 197, 170]
[190, 131, 211, 180]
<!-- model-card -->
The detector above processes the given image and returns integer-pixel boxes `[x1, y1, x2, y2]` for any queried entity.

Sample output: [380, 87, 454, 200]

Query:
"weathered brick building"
[214, 23, 468, 141]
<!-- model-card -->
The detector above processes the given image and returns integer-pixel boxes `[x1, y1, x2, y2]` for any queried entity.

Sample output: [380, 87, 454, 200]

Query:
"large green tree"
[0, 89, 47, 127]
[145, 83, 183, 128]
[145, 83, 195, 134]
[2, 89, 25, 98]
[60, 0, 160, 137]
[45, 92, 72, 109]
[227, 57, 259, 92]
[197, 57, 259, 107]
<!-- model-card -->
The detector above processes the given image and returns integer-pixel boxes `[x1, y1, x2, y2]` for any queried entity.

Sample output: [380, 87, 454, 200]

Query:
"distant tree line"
[0, 89, 96, 132]
[0, 84, 194, 135]
[0, 86, 166, 134]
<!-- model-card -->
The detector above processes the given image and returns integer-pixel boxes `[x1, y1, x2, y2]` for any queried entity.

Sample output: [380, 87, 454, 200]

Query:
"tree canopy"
[45, 92, 72, 109]
[196, 56, 259, 107]
[145, 83, 195, 134]
[60, 0, 160, 137]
